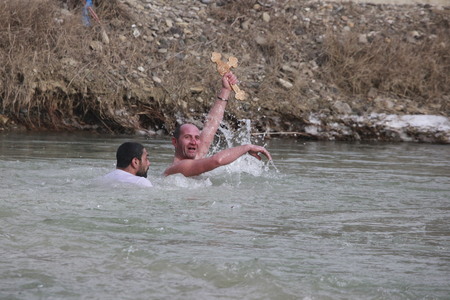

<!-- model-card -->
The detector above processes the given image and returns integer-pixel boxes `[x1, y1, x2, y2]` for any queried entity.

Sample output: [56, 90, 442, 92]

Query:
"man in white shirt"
[103, 142, 152, 187]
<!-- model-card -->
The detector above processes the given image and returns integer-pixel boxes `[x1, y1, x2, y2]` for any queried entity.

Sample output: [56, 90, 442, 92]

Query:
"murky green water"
[0, 133, 449, 299]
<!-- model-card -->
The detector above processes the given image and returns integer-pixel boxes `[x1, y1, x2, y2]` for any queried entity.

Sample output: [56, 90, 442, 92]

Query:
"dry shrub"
[0, 0, 164, 132]
[321, 30, 450, 107]
[0, 0, 76, 126]
[93, 0, 132, 21]
[208, 0, 256, 22]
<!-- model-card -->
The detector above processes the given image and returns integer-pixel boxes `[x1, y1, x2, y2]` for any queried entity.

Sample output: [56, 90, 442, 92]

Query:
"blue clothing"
[82, 0, 93, 26]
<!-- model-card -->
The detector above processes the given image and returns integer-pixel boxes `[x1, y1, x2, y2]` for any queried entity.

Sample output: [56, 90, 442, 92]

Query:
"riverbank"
[1, 0, 449, 143]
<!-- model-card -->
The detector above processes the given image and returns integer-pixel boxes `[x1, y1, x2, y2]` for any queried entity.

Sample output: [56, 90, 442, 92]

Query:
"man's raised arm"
[196, 72, 238, 158]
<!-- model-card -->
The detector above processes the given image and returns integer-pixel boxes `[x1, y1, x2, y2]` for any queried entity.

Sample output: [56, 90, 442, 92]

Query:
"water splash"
[268, 160, 280, 173]
[162, 173, 213, 189]
[214, 119, 280, 176]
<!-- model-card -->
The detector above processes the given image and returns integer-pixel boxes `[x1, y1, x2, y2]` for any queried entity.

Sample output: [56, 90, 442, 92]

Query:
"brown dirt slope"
[0, 0, 449, 141]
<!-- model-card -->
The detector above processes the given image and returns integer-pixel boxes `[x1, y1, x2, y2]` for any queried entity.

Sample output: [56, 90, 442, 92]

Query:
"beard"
[136, 166, 148, 178]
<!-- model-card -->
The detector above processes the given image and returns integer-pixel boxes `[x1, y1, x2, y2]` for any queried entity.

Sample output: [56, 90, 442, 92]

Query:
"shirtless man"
[164, 72, 272, 177]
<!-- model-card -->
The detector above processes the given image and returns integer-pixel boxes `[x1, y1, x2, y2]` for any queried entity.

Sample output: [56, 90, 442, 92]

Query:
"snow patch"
[307, 113, 450, 143]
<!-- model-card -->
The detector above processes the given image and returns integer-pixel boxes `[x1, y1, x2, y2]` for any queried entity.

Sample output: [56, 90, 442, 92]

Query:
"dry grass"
[210, 0, 450, 116]
[1, 0, 449, 134]
[0, 0, 164, 132]
[320, 28, 450, 110]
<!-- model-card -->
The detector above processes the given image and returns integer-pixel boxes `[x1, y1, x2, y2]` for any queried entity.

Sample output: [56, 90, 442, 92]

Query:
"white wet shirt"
[102, 169, 153, 187]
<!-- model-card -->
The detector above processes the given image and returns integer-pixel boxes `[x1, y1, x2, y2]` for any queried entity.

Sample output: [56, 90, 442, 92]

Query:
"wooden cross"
[211, 52, 248, 100]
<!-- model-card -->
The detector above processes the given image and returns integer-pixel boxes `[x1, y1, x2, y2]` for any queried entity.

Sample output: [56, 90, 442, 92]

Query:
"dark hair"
[173, 124, 183, 139]
[116, 142, 144, 168]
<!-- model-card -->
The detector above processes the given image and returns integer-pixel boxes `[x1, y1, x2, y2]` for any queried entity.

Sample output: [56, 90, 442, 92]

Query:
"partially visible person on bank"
[164, 72, 272, 177]
[103, 142, 153, 187]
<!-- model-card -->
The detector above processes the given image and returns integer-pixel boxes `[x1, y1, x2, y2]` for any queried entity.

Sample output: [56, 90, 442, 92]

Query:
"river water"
[0, 132, 449, 299]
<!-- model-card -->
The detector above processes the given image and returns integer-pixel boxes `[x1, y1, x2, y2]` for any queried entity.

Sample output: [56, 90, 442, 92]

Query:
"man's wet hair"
[173, 124, 182, 139]
[116, 142, 144, 168]
[173, 123, 199, 139]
